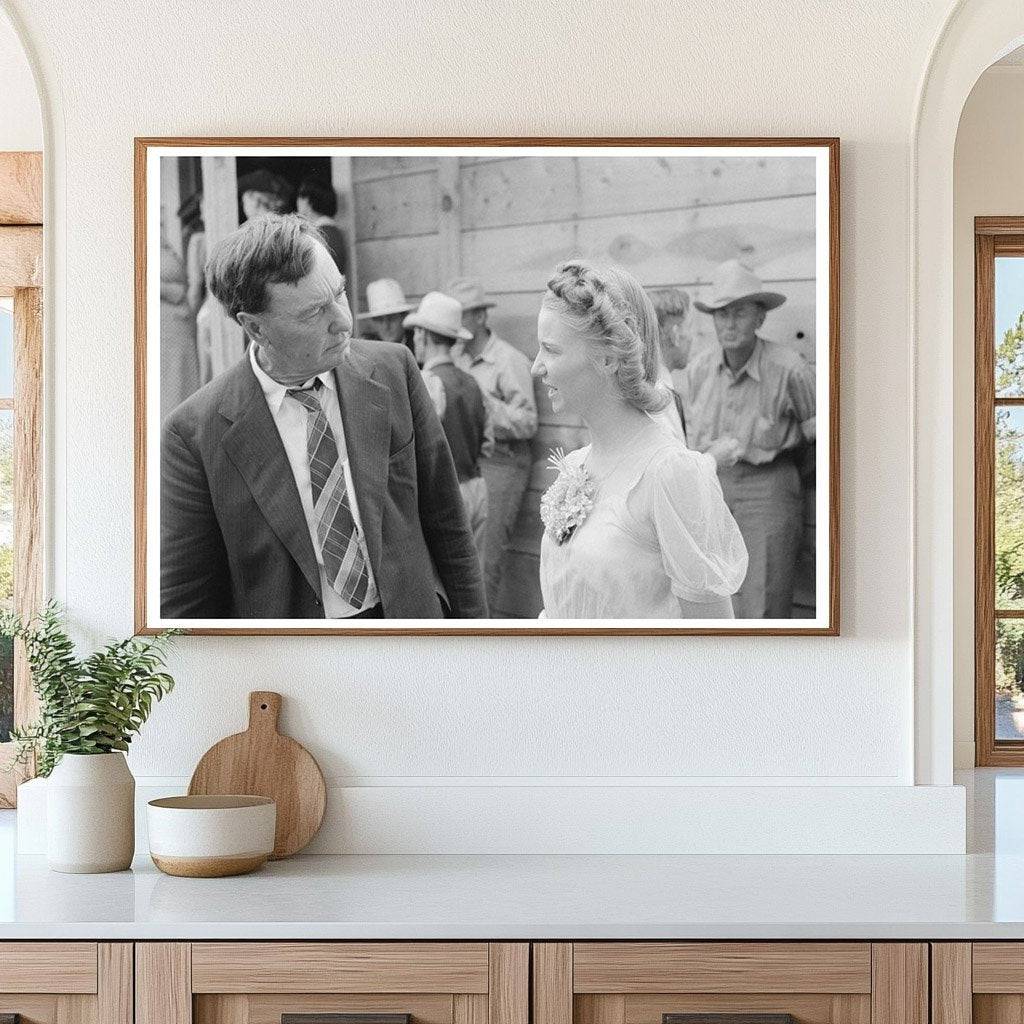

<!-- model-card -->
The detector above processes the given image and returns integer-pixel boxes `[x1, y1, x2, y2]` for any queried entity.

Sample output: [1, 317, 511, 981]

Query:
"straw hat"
[445, 278, 496, 311]
[693, 260, 787, 313]
[404, 292, 473, 341]
[356, 278, 414, 320]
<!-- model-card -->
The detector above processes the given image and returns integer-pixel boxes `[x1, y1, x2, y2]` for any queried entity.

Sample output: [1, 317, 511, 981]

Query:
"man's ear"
[236, 310, 261, 342]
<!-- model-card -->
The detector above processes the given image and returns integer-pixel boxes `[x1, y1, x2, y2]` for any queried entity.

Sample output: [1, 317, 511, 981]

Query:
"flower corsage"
[539, 447, 596, 545]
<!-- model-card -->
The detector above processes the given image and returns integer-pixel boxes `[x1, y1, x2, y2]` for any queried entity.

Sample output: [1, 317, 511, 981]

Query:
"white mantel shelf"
[1, 850, 1023, 940]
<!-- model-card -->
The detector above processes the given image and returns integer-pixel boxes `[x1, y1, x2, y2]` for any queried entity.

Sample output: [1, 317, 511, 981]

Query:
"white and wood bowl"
[147, 795, 276, 877]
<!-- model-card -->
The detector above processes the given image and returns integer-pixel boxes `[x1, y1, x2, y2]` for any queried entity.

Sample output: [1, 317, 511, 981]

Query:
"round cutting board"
[188, 691, 326, 859]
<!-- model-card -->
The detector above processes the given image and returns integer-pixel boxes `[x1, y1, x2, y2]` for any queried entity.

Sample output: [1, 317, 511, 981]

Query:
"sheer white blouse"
[539, 431, 748, 619]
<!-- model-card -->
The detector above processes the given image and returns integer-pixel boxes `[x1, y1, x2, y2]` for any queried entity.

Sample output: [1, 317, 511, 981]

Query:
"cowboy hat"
[445, 278, 496, 310]
[404, 292, 473, 341]
[356, 278, 414, 320]
[693, 259, 787, 313]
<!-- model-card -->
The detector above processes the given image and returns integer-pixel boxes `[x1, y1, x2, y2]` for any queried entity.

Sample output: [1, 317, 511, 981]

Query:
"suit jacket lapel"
[219, 363, 322, 599]
[334, 349, 389, 579]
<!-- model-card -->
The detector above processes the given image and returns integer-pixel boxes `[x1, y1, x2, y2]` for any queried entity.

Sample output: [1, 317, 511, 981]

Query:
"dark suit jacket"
[160, 339, 487, 619]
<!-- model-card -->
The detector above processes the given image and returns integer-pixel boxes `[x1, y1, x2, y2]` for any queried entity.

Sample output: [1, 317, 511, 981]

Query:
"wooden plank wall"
[352, 154, 819, 618]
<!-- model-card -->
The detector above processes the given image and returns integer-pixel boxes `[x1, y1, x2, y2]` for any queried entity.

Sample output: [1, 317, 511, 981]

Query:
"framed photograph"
[135, 137, 839, 635]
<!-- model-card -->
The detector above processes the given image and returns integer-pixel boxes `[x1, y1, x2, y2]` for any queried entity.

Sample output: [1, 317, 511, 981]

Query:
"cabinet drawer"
[0, 943, 130, 1024]
[0, 942, 98, 993]
[572, 943, 872, 994]
[535, 943, 925, 1024]
[139, 942, 528, 1024]
[191, 943, 490, 993]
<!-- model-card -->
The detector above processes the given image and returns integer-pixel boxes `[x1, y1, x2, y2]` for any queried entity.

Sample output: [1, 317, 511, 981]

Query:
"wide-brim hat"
[404, 291, 473, 341]
[356, 277, 415, 320]
[694, 259, 787, 313]
[445, 277, 496, 310]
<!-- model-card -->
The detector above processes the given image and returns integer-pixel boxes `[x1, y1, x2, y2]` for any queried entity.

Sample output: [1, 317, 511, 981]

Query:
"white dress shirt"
[249, 344, 379, 616]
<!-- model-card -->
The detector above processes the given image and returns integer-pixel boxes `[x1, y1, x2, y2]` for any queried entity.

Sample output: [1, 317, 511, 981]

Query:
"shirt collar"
[717, 336, 764, 382]
[249, 343, 338, 415]
[453, 330, 496, 365]
[422, 353, 454, 372]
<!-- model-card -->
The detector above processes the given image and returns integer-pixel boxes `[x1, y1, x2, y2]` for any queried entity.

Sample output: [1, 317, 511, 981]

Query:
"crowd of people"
[159, 171, 816, 621]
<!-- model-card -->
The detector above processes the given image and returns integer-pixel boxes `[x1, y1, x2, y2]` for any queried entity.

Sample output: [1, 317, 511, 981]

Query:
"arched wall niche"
[913, 0, 1024, 785]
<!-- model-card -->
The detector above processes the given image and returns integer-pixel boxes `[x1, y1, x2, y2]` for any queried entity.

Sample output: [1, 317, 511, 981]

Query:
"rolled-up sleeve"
[489, 352, 538, 441]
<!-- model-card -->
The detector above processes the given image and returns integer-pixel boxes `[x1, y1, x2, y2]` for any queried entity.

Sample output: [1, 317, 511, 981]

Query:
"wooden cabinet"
[533, 944, 928, 1024]
[932, 943, 1024, 1024]
[136, 943, 528, 1024]
[0, 938, 943, 1024]
[0, 942, 132, 1024]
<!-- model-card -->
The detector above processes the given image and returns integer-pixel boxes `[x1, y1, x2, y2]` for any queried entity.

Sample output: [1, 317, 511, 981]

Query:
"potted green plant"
[2, 603, 178, 873]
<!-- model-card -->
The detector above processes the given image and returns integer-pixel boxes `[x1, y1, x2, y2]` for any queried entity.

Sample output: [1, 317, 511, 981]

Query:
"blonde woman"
[532, 260, 747, 619]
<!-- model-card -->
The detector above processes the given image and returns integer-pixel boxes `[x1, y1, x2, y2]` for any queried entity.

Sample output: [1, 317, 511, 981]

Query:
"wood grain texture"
[0, 995, 59, 1024]
[573, 943, 871, 994]
[975, 995, 1024, 1024]
[97, 945, 133, 1024]
[193, 995, 249, 1024]
[576, 996, 626, 1024]
[972, 943, 1024, 991]
[931, 945, 971, 1024]
[454, 994, 487, 1024]
[831, 995, 872, 1024]
[191, 943, 489, 994]
[227, 993, 451, 1024]
[13, 286, 43, 752]
[623, 994, 837, 1024]
[489, 943, 529, 1024]
[0, 943, 97, 993]
[0, 152, 42, 224]
[188, 690, 326, 858]
[976, 229, 999, 765]
[0, 226, 42, 288]
[136, 943, 192, 1024]
[56, 995, 95, 1024]
[534, 944, 573, 1024]
[870, 945, 927, 1024]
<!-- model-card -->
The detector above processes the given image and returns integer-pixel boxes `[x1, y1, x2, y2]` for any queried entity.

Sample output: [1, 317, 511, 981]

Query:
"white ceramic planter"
[46, 752, 135, 873]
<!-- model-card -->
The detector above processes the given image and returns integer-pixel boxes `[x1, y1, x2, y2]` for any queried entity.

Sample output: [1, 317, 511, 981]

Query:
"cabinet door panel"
[573, 945, 872, 995]
[194, 993, 455, 1024]
[0, 945, 97, 994]
[192, 944, 489, 994]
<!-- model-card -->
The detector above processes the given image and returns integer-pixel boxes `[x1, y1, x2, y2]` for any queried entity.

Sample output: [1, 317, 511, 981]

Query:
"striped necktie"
[286, 379, 370, 609]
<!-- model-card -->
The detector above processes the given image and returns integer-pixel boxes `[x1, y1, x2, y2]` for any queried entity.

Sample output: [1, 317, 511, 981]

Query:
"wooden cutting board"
[188, 691, 326, 859]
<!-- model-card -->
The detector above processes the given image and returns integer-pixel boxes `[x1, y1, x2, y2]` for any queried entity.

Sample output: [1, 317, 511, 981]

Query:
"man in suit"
[160, 213, 487, 620]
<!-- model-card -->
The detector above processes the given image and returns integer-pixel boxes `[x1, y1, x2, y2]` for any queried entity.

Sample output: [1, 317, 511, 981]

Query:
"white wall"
[0, 0, 976, 851]
[953, 64, 1024, 768]
[0, 8, 40, 150]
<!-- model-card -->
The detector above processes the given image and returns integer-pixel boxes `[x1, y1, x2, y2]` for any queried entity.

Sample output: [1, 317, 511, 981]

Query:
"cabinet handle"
[283, 1016, 411, 1024]
[664, 1016, 797, 1024]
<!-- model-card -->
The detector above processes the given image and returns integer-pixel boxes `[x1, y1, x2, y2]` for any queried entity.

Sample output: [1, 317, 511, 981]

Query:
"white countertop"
[0, 769, 1021, 941]
[0, 848, 1022, 940]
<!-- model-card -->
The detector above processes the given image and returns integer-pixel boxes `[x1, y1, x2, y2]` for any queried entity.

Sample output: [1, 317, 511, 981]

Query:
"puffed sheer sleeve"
[642, 447, 748, 603]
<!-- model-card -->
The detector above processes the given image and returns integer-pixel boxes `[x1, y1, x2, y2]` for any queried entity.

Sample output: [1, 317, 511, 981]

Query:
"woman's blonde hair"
[542, 259, 668, 413]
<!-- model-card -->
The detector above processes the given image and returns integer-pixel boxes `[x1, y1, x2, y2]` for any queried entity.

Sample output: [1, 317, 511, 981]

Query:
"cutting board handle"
[248, 691, 282, 734]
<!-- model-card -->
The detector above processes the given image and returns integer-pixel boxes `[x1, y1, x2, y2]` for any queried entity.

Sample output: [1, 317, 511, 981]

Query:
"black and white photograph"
[137, 140, 838, 634]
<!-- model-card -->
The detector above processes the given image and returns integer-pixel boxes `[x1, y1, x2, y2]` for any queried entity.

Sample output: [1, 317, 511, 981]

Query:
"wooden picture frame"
[135, 137, 840, 636]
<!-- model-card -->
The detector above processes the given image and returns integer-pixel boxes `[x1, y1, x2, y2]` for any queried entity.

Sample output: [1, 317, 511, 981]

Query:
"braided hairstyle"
[542, 259, 669, 414]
